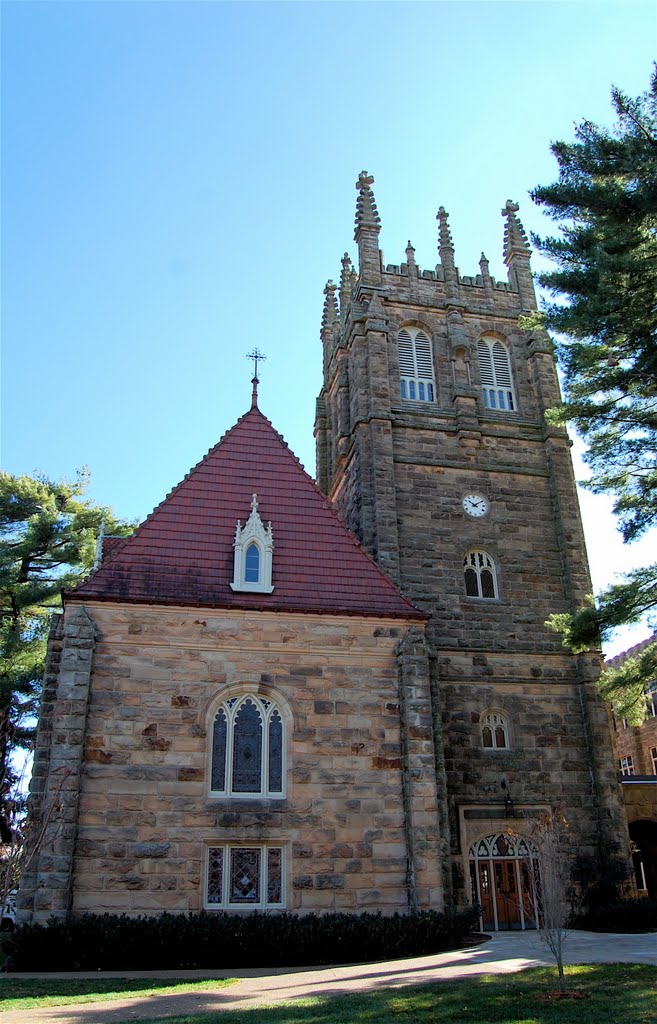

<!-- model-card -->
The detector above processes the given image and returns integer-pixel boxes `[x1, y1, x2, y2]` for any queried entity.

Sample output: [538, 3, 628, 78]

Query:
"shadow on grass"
[13, 964, 653, 1024]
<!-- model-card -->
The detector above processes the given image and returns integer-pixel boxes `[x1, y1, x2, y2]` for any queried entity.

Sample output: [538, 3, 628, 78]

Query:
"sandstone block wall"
[65, 604, 443, 918]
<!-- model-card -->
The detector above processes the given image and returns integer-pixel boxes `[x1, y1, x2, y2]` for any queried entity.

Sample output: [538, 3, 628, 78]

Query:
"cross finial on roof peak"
[246, 348, 266, 408]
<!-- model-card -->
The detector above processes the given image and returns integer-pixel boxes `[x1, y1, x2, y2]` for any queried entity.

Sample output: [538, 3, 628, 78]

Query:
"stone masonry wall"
[68, 603, 444, 917]
[317, 232, 630, 897]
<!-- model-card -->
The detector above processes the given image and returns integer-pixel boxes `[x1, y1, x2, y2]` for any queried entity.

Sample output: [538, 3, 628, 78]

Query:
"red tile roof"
[67, 407, 425, 620]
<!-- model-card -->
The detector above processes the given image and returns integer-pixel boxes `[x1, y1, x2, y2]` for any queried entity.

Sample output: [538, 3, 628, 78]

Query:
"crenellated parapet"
[315, 173, 544, 497]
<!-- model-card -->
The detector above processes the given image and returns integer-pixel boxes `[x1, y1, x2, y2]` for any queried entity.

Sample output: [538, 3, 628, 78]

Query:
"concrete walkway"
[0, 930, 654, 1024]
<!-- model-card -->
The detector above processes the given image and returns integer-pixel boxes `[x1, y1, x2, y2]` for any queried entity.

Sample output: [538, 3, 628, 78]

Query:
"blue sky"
[2, 0, 655, 655]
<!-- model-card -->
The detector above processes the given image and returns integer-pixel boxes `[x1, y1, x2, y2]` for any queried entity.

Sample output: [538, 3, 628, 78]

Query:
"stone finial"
[339, 253, 353, 323]
[437, 207, 453, 252]
[354, 171, 381, 233]
[502, 200, 532, 263]
[479, 251, 493, 295]
[321, 280, 338, 329]
[405, 240, 417, 270]
[437, 206, 457, 295]
[501, 200, 536, 309]
[354, 171, 382, 284]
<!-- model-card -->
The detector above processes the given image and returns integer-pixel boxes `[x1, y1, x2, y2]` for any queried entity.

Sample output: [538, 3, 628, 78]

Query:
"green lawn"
[0, 976, 236, 1012]
[100, 965, 654, 1024]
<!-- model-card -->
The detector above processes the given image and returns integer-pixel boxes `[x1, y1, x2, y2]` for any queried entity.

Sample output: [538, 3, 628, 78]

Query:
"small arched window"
[244, 543, 260, 584]
[231, 494, 274, 594]
[481, 711, 510, 749]
[464, 549, 498, 599]
[398, 327, 435, 403]
[211, 694, 284, 797]
[478, 336, 516, 412]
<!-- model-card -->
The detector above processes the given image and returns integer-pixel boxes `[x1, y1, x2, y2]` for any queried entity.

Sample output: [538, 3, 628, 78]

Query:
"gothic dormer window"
[231, 494, 274, 593]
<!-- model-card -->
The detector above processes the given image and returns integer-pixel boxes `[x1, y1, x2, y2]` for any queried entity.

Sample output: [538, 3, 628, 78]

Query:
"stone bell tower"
[315, 172, 629, 920]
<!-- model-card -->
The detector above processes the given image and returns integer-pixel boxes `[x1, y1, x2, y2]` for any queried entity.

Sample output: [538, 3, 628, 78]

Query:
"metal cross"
[246, 348, 266, 379]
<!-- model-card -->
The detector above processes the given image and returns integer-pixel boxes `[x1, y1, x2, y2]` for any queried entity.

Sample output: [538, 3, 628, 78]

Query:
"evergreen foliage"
[0, 470, 131, 841]
[574, 895, 657, 933]
[4, 906, 480, 972]
[531, 69, 657, 716]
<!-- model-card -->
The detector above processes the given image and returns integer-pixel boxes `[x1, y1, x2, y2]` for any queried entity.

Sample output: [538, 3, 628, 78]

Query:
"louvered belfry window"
[398, 327, 435, 402]
[477, 336, 516, 412]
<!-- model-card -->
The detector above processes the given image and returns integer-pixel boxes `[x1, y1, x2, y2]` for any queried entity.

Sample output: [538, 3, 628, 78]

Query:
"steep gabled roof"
[67, 406, 425, 620]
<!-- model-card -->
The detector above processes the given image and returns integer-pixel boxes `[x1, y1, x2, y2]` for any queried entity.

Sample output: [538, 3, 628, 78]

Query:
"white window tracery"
[464, 549, 498, 599]
[206, 844, 285, 909]
[210, 694, 284, 798]
[481, 711, 510, 749]
[398, 327, 435, 403]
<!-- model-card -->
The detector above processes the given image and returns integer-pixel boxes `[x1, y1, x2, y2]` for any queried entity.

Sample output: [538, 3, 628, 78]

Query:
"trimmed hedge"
[574, 896, 657, 933]
[4, 906, 480, 972]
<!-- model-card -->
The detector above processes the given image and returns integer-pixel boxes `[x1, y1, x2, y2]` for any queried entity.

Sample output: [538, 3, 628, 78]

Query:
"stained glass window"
[211, 709, 227, 791]
[207, 847, 224, 904]
[232, 700, 262, 792]
[230, 847, 260, 903]
[267, 847, 283, 904]
[210, 695, 285, 797]
[206, 845, 284, 909]
[268, 711, 283, 793]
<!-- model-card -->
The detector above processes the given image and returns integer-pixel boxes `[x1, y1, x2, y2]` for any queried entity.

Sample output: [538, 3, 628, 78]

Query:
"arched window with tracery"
[464, 549, 498, 599]
[478, 336, 516, 412]
[481, 711, 510, 749]
[211, 694, 284, 797]
[398, 327, 435, 403]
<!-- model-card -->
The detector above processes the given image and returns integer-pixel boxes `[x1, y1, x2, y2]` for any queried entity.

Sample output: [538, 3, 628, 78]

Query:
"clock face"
[462, 494, 489, 518]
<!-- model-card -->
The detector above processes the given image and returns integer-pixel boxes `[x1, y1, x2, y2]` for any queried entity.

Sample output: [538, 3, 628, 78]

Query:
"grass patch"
[107, 964, 655, 1024]
[0, 976, 236, 1012]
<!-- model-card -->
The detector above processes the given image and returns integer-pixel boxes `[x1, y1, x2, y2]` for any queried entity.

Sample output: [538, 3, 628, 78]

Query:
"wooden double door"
[470, 834, 539, 931]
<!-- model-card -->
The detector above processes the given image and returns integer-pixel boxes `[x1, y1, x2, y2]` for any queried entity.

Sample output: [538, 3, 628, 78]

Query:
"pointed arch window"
[211, 695, 284, 798]
[231, 494, 274, 593]
[464, 549, 498, 599]
[481, 711, 510, 749]
[478, 336, 516, 412]
[398, 327, 435, 403]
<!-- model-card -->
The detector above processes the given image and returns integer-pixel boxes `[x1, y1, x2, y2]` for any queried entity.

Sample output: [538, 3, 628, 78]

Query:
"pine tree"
[0, 470, 131, 841]
[530, 68, 657, 722]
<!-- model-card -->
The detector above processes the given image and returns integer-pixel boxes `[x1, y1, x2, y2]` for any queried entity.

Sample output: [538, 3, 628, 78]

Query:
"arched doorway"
[628, 819, 657, 898]
[469, 832, 540, 931]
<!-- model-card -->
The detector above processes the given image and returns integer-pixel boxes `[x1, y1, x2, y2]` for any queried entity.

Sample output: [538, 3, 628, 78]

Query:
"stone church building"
[19, 174, 629, 930]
